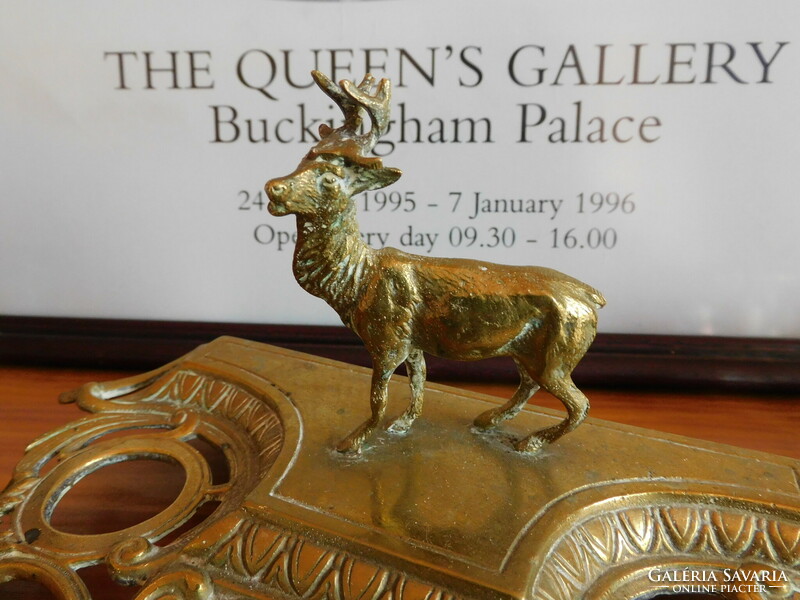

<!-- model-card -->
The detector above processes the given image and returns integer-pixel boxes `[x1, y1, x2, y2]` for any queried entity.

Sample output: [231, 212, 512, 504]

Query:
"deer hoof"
[473, 410, 500, 431]
[387, 417, 412, 434]
[514, 435, 546, 454]
[335, 436, 363, 454]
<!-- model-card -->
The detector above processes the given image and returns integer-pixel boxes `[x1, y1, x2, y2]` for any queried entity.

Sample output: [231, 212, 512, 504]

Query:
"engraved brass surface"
[1, 338, 798, 599]
[265, 71, 605, 455]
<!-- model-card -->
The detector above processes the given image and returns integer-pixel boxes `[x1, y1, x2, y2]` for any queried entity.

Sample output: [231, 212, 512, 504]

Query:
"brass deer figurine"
[266, 71, 605, 454]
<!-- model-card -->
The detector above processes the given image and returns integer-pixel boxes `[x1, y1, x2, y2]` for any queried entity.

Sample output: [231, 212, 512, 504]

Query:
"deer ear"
[350, 167, 402, 194]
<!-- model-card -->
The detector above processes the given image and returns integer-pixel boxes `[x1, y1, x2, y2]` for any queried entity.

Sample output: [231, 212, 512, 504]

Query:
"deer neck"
[293, 206, 372, 323]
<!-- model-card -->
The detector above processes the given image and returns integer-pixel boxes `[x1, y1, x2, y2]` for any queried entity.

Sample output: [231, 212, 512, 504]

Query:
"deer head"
[266, 71, 401, 221]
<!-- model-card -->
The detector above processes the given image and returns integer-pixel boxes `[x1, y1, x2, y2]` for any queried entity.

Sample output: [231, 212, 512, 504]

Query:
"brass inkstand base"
[1, 337, 798, 599]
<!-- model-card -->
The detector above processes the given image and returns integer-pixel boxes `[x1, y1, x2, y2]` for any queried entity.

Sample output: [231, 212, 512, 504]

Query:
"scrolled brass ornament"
[266, 71, 606, 454]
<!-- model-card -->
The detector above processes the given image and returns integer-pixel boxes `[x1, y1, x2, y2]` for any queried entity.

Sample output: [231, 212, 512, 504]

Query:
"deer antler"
[341, 77, 391, 151]
[310, 70, 391, 166]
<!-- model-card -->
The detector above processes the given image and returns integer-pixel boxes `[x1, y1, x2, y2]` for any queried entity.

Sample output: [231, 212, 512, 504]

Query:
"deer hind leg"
[387, 349, 426, 434]
[336, 364, 395, 454]
[514, 309, 597, 453]
[515, 375, 589, 453]
[473, 358, 540, 430]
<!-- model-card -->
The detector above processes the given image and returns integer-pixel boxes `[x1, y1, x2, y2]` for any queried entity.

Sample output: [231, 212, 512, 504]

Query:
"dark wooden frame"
[2, 316, 798, 392]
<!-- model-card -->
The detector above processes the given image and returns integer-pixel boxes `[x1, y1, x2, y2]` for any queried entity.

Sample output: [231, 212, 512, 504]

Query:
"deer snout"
[266, 180, 286, 197]
[266, 179, 290, 216]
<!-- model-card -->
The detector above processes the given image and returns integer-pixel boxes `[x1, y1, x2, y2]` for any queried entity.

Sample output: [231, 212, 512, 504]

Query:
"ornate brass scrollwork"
[1, 356, 284, 598]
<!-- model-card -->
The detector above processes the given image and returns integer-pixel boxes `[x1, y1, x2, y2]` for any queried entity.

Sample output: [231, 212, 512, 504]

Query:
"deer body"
[267, 72, 605, 454]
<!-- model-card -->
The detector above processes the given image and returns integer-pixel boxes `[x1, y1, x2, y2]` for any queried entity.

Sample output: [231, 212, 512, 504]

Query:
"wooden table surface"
[1, 365, 798, 599]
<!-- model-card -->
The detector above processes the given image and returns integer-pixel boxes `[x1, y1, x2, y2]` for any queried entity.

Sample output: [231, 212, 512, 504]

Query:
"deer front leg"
[336, 366, 393, 454]
[387, 349, 426, 434]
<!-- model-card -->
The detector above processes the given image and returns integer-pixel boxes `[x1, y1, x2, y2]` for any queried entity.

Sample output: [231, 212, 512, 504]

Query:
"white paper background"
[1, 0, 798, 337]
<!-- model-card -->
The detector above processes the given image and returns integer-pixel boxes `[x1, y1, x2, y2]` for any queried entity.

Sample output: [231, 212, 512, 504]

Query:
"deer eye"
[319, 172, 340, 189]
